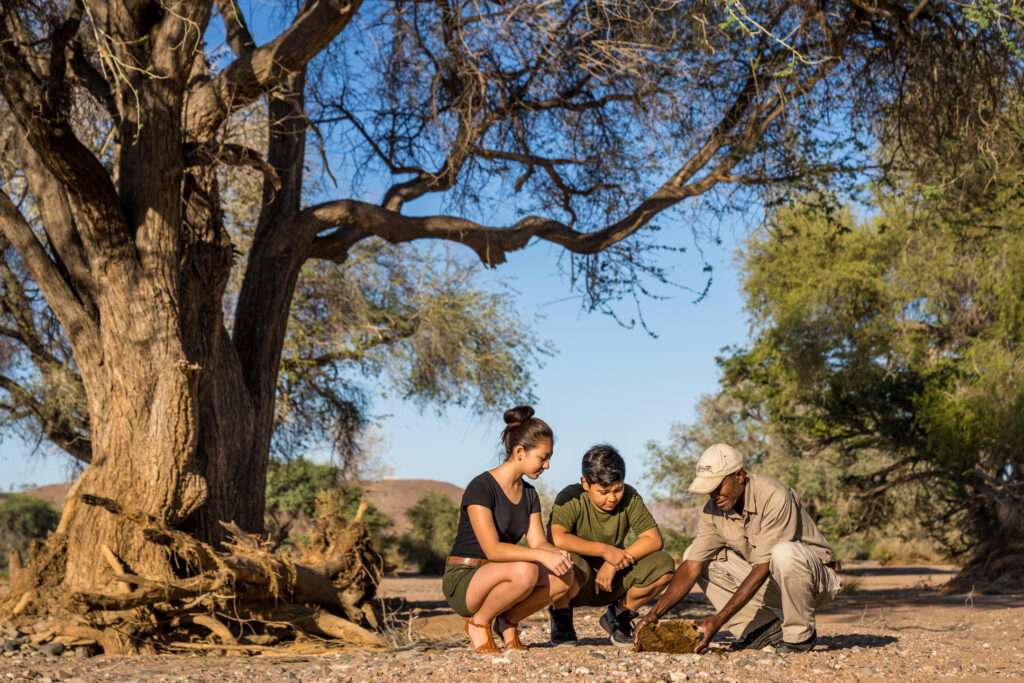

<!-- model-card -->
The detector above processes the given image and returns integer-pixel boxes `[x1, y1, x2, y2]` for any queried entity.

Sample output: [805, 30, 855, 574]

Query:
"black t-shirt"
[448, 472, 542, 558]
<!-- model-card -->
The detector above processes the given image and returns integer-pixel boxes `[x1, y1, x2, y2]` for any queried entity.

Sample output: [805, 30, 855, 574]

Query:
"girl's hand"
[539, 549, 573, 576]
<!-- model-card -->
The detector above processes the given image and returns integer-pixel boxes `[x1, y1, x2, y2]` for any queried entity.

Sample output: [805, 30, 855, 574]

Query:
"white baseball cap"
[688, 443, 745, 495]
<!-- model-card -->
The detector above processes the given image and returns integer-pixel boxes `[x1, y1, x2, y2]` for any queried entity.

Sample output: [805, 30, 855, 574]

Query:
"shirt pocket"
[720, 525, 749, 558]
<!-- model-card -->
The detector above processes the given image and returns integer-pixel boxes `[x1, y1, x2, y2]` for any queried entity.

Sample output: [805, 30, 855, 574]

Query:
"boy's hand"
[595, 562, 616, 593]
[602, 545, 634, 571]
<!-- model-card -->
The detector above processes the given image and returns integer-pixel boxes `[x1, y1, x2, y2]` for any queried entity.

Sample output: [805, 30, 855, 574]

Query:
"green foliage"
[660, 528, 693, 562]
[264, 457, 393, 551]
[648, 154, 1024, 572]
[719, 164, 1024, 569]
[275, 240, 551, 474]
[265, 457, 341, 519]
[398, 492, 460, 574]
[0, 495, 58, 569]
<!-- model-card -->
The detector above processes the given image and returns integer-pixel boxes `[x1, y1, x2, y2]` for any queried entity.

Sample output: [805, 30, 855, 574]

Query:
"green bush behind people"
[0, 494, 59, 570]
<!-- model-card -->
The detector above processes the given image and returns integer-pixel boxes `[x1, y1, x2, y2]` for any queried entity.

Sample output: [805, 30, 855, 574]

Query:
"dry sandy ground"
[1, 563, 1022, 682]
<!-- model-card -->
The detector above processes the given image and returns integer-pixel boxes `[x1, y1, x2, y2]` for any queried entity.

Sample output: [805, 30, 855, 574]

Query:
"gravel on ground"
[0, 564, 1021, 682]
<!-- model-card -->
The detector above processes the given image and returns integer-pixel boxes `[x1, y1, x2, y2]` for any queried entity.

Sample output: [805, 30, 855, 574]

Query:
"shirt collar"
[742, 475, 758, 515]
[722, 475, 757, 519]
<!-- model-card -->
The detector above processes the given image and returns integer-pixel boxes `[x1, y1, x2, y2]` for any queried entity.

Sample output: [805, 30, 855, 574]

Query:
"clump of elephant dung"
[634, 619, 701, 653]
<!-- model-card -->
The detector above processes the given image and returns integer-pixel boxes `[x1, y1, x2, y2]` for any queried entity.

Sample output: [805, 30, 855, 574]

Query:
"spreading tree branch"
[0, 187, 98, 357]
[185, 0, 363, 142]
[0, 6, 130, 258]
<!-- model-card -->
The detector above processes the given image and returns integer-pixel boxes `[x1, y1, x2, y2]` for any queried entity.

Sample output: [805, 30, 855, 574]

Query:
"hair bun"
[503, 405, 535, 426]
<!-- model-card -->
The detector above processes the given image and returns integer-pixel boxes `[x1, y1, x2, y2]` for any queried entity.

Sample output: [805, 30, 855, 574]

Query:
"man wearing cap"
[635, 443, 841, 653]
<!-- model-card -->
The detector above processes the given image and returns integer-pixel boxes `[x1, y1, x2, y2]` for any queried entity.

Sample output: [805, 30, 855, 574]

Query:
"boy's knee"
[648, 550, 676, 577]
[634, 550, 675, 583]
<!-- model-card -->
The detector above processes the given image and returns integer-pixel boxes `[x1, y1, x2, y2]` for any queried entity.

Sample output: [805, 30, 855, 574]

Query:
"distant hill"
[19, 484, 67, 510]
[19, 479, 463, 535]
[357, 479, 463, 535]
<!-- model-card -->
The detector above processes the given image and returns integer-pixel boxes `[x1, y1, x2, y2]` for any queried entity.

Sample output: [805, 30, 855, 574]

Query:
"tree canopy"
[0, 0, 1021, 610]
[650, 148, 1024, 585]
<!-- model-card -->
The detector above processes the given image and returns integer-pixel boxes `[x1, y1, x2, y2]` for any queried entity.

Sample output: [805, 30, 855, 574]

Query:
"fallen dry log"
[0, 491, 385, 655]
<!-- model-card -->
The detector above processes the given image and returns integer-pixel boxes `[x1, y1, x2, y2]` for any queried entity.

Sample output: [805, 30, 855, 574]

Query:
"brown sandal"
[494, 614, 527, 651]
[464, 617, 500, 654]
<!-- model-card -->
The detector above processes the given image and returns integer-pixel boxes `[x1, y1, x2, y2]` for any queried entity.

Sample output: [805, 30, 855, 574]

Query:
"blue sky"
[368, 229, 752, 498]
[0, 4, 758, 500]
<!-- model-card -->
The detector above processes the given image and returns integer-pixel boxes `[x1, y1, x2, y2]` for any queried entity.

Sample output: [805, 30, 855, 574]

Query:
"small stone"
[36, 642, 65, 657]
[669, 673, 689, 682]
[573, 667, 592, 675]
[2, 638, 25, 652]
[491, 657, 511, 665]
[73, 645, 98, 659]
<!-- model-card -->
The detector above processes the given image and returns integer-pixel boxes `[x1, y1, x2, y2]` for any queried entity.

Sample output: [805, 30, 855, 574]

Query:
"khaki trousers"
[697, 541, 842, 643]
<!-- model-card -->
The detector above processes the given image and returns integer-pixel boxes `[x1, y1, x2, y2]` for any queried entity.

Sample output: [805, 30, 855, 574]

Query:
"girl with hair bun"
[442, 405, 575, 654]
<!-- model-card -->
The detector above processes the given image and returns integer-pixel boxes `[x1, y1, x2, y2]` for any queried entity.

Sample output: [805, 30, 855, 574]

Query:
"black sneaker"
[598, 604, 637, 647]
[549, 606, 578, 645]
[776, 629, 817, 653]
[732, 616, 784, 650]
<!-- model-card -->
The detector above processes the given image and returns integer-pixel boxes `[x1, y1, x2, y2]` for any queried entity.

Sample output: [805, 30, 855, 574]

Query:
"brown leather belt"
[447, 555, 489, 568]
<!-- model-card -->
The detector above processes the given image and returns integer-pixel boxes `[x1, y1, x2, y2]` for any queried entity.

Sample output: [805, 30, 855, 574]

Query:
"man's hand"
[601, 545, 634, 571]
[594, 562, 617, 593]
[693, 615, 722, 654]
[633, 610, 659, 643]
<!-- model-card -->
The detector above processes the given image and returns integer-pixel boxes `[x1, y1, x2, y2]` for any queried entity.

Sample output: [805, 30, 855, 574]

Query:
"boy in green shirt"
[548, 444, 675, 646]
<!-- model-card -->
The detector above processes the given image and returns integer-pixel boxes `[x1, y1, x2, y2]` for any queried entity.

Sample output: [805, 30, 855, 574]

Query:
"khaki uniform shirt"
[684, 474, 832, 565]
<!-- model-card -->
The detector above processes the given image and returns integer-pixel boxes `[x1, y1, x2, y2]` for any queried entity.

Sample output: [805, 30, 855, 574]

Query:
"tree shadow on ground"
[817, 633, 898, 650]
[527, 636, 611, 649]
[840, 566, 956, 577]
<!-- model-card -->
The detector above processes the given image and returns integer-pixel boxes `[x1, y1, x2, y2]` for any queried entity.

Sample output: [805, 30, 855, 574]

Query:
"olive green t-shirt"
[549, 483, 658, 549]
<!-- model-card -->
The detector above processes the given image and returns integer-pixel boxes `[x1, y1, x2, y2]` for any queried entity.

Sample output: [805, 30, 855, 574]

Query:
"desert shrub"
[264, 457, 393, 553]
[0, 495, 58, 569]
[661, 528, 693, 562]
[398, 492, 460, 573]
[867, 537, 942, 566]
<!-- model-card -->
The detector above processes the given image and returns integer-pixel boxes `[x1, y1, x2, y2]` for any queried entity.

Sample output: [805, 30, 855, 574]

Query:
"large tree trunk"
[59, 309, 208, 590]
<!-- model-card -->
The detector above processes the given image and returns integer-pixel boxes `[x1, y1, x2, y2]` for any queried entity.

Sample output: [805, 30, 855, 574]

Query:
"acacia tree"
[0, 0, 1018, 602]
[718, 159, 1024, 585]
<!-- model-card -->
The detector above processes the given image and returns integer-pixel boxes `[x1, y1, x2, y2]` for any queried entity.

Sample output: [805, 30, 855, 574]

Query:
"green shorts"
[570, 550, 675, 608]
[442, 564, 481, 617]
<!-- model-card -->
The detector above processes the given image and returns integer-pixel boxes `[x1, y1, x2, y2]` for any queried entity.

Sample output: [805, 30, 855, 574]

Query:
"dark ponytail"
[500, 405, 553, 458]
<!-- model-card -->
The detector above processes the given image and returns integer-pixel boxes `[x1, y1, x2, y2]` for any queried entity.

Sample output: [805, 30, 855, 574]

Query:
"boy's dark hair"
[582, 444, 626, 485]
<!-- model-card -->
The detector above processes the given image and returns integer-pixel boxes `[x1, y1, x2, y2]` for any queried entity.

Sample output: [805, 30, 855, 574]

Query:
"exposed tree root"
[0, 492, 385, 655]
